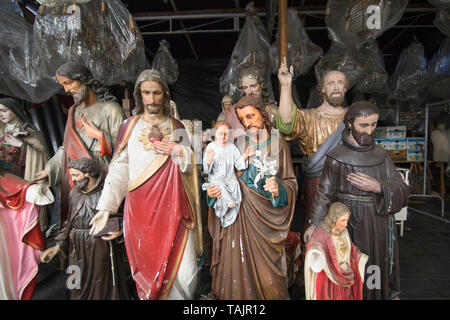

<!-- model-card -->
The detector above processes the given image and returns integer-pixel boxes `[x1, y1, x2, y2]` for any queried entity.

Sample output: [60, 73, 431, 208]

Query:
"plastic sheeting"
[325, 0, 409, 48]
[33, 0, 147, 87]
[314, 41, 371, 89]
[269, 8, 323, 78]
[152, 40, 179, 85]
[427, 0, 450, 8]
[219, 3, 274, 102]
[428, 38, 450, 99]
[0, 8, 59, 103]
[389, 41, 432, 101]
[434, 7, 450, 37]
[354, 40, 388, 94]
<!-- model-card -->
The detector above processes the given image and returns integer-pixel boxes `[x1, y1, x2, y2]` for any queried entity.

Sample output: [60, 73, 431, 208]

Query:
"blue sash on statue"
[301, 120, 345, 178]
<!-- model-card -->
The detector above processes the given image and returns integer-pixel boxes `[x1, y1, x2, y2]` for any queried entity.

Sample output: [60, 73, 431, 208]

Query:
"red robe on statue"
[0, 173, 45, 300]
[304, 226, 367, 300]
[114, 117, 196, 300]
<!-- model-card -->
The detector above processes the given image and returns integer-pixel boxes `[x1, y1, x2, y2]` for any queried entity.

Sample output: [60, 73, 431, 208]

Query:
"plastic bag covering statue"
[388, 41, 432, 101]
[220, 2, 274, 102]
[325, 0, 409, 48]
[0, 9, 60, 103]
[427, 0, 450, 8]
[314, 41, 370, 89]
[428, 38, 450, 99]
[33, 0, 146, 86]
[434, 7, 450, 38]
[269, 8, 323, 78]
[152, 40, 179, 85]
[354, 40, 388, 94]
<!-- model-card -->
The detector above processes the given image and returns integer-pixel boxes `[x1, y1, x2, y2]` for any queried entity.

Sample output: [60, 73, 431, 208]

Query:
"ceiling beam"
[169, 0, 199, 60]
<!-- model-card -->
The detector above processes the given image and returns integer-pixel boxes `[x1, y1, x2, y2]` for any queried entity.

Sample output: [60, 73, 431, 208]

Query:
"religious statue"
[307, 101, 409, 299]
[34, 61, 125, 223]
[89, 69, 202, 300]
[0, 171, 53, 300]
[202, 120, 252, 228]
[277, 58, 349, 231]
[40, 157, 129, 300]
[207, 96, 298, 299]
[304, 202, 368, 300]
[0, 97, 50, 229]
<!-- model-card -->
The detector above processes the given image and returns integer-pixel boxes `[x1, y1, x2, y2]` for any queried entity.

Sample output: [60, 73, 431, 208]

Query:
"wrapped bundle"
[354, 40, 388, 94]
[389, 41, 432, 101]
[219, 2, 273, 102]
[151, 40, 179, 85]
[314, 41, 371, 89]
[269, 8, 323, 78]
[34, 0, 147, 86]
[428, 38, 450, 99]
[0, 8, 58, 103]
[325, 0, 408, 48]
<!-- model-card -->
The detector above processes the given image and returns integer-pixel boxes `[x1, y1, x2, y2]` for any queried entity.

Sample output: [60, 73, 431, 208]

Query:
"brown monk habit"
[209, 134, 298, 300]
[55, 172, 129, 300]
[310, 128, 409, 300]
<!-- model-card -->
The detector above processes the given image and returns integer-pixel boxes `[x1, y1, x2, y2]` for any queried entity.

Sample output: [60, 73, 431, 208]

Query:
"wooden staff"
[278, 0, 288, 68]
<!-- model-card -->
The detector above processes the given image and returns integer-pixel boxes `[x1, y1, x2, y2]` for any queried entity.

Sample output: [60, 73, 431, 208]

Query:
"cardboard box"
[387, 150, 407, 161]
[384, 138, 407, 150]
[375, 127, 388, 139]
[407, 137, 425, 150]
[375, 138, 389, 149]
[407, 149, 424, 161]
[386, 126, 406, 139]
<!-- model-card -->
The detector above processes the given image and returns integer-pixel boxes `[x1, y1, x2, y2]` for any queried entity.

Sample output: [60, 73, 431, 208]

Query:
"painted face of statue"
[0, 104, 17, 124]
[69, 168, 90, 190]
[215, 124, 230, 147]
[332, 212, 350, 234]
[241, 76, 263, 99]
[56, 74, 88, 106]
[141, 80, 165, 115]
[321, 71, 347, 107]
[351, 113, 379, 147]
[236, 105, 264, 137]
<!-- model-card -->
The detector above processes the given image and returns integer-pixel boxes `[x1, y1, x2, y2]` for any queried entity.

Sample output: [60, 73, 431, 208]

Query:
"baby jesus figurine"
[202, 121, 253, 228]
[304, 202, 368, 300]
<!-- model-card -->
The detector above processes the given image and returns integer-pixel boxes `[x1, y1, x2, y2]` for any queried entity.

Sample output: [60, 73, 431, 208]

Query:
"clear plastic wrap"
[354, 40, 388, 94]
[428, 38, 450, 99]
[33, 0, 147, 86]
[325, 0, 409, 48]
[434, 7, 450, 37]
[152, 40, 179, 85]
[427, 0, 450, 8]
[0, 8, 59, 103]
[5, 0, 24, 16]
[269, 8, 323, 78]
[219, 2, 273, 102]
[388, 41, 432, 101]
[314, 41, 371, 89]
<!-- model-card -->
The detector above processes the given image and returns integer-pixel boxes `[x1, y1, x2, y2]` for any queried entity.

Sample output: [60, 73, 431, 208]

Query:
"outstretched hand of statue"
[278, 57, 294, 88]
[347, 172, 382, 194]
[78, 115, 103, 141]
[40, 244, 61, 263]
[89, 210, 111, 236]
[34, 169, 49, 182]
